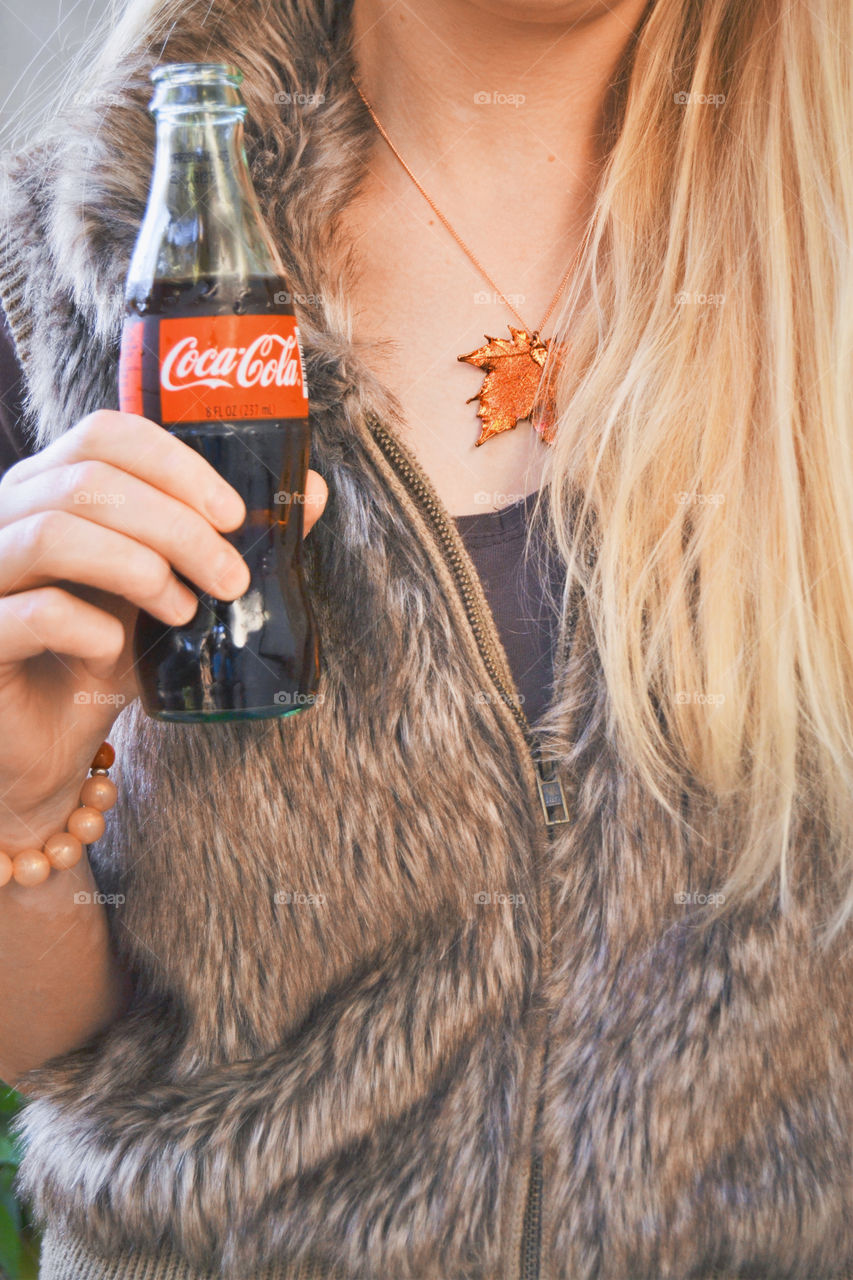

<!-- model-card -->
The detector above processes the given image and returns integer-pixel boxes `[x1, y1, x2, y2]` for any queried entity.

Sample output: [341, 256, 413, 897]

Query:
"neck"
[350, 0, 651, 225]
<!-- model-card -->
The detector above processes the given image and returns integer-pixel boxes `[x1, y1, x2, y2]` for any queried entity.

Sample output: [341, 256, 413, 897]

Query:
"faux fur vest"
[3, 3, 853, 1278]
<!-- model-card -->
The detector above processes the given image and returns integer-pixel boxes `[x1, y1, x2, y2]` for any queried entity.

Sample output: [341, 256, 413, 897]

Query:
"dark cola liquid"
[124, 276, 321, 722]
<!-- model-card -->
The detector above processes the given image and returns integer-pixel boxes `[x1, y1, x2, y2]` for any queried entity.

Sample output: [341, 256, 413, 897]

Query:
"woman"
[1, 0, 852, 1277]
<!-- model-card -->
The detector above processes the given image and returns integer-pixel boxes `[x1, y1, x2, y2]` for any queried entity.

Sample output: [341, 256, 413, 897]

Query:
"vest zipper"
[362, 415, 569, 822]
[363, 411, 569, 1280]
[520, 1152, 544, 1280]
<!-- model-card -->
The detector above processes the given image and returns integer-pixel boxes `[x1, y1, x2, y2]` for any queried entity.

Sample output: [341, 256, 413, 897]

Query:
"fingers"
[1, 461, 328, 609]
[2, 412, 330, 539]
[0, 513, 200, 626]
[0, 587, 126, 666]
[302, 470, 328, 536]
[1, 411, 247, 532]
[0, 464, 251, 604]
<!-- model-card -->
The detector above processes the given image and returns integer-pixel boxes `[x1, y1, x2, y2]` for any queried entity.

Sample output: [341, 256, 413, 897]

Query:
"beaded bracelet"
[0, 742, 116, 889]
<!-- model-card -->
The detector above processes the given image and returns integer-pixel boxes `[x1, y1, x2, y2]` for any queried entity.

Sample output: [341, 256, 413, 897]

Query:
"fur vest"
[3, 2, 853, 1278]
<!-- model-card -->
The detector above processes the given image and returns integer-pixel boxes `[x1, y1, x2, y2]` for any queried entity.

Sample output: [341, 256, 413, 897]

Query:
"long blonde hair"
[532, 0, 853, 942]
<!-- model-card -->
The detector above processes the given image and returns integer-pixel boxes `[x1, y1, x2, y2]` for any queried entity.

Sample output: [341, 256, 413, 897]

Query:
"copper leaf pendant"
[458, 325, 563, 447]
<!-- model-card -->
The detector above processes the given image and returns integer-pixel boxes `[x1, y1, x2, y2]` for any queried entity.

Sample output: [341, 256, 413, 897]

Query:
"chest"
[335, 189, 557, 516]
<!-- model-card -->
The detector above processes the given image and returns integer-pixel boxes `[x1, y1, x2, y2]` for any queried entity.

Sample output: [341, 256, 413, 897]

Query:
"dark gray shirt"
[453, 494, 563, 725]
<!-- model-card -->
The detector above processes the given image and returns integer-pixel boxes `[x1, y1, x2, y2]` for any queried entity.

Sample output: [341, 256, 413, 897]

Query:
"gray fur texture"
[2, 1, 853, 1278]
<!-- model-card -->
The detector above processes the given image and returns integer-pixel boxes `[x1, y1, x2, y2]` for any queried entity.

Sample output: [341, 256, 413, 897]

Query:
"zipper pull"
[533, 755, 569, 826]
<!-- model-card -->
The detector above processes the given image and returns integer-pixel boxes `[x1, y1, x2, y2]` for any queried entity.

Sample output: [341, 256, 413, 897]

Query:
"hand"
[0, 410, 328, 847]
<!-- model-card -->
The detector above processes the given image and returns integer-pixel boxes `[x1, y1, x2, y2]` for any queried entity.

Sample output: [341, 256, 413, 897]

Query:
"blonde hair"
[532, 0, 853, 942]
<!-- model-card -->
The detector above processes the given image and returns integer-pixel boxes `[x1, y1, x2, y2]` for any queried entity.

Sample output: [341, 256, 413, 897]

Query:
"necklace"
[351, 75, 576, 447]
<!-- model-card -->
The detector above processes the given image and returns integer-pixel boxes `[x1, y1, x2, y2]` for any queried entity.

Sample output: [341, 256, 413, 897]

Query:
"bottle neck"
[152, 111, 245, 218]
[126, 109, 284, 295]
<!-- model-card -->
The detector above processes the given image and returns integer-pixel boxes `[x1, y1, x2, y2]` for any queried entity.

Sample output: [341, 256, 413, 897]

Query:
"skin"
[0, 0, 650, 1085]
[344, 0, 651, 513]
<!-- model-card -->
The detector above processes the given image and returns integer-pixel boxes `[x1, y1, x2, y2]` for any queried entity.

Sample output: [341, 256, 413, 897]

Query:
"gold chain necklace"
[351, 74, 575, 447]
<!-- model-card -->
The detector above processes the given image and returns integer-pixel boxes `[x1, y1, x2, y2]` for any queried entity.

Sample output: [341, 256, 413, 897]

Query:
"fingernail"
[168, 583, 199, 624]
[207, 484, 245, 526]
[212, 552, 250, 597]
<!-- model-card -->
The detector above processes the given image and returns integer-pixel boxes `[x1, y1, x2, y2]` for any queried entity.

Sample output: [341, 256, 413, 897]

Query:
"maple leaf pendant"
[458, 325, 562, 447]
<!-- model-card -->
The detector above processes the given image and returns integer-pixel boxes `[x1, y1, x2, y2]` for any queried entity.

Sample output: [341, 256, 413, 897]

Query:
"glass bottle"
[118, 62, 321, 722]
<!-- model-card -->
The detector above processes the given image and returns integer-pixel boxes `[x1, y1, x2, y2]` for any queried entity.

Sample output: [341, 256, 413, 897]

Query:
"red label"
[120, 313, 308, 424]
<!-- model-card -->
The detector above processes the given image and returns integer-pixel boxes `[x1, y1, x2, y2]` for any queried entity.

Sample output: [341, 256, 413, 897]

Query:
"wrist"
[0, 785, 84, 856]
[0, 743, 116, 884]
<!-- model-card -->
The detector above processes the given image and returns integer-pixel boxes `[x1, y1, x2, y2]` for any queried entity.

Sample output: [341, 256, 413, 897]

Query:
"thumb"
[302, 469, 328, 537]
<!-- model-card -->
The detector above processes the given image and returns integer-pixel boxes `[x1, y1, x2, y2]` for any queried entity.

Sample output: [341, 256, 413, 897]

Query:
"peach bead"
[12, 849, 51, 887]
[91, 742, 116, 770]
[80, 775, 118, 812]
[44, 831, 85, 871]
[0, 851, 12, 887]
[66, 805, 106, 844]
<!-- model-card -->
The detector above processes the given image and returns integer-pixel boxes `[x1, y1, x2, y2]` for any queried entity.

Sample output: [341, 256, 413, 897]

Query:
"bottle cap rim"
[149, 62, 244, 87]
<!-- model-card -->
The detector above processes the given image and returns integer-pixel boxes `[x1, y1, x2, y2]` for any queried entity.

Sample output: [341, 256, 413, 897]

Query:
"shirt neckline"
[452, 489, 539, 536]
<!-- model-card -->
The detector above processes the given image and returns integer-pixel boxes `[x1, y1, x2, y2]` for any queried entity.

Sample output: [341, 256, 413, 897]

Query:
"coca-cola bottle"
[118, 62, 321, 722]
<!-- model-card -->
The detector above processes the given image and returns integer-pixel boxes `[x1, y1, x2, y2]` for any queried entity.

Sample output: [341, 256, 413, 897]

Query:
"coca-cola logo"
[161, 332, 306, 395]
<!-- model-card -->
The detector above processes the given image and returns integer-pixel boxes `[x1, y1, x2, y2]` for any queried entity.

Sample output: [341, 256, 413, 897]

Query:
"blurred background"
[0, 1088, 37, 1279]
[1, 0, 113, 151]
